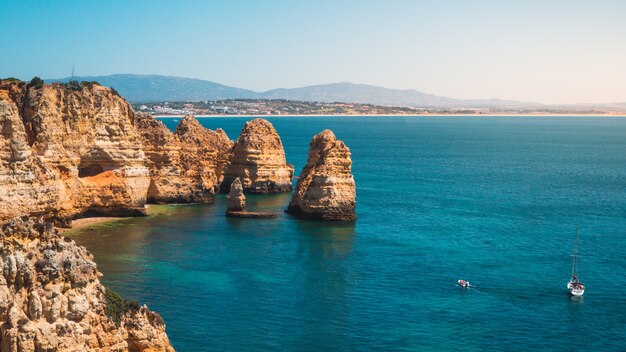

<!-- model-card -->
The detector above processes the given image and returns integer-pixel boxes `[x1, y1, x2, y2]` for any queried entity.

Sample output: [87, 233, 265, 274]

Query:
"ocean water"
[70, 116, 626, 351]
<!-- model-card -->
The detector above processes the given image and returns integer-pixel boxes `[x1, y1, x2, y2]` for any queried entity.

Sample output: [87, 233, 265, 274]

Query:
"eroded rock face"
[287, 130, 356, 221]
[0, 217, 174, 352]
[226, 178, 246, 212]
[174, 114, 233, 187]
[221, 119, 293, 194]
[137, 114, 233, 203]
[0, 81, 150, 222]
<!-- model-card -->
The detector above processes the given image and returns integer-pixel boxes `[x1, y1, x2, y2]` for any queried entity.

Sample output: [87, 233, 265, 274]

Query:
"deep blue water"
[71, 116, 626, 351]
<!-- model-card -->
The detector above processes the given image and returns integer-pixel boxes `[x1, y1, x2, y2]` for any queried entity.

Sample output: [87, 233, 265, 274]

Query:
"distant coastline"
[154, 113, 626, 118]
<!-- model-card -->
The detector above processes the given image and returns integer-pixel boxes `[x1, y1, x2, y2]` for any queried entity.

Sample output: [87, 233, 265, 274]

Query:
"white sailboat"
[567, 226, 585, 296]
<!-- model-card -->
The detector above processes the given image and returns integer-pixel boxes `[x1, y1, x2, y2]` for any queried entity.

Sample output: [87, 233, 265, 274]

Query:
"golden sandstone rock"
[221, 118, 293, 194]
[0, 81, 149, 223]
[287, 130, 356, 221]
[226, 178, 246, 212]
[137, 113, 232, 203]
[0, 217, 174, 352]
[0, 78, 357, 352]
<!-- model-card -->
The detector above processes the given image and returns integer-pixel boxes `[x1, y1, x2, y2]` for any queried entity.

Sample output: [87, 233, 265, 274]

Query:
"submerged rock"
[221, 119, 293, 194]
[287, 130, 356, 221]
[0, 217, 174, 351]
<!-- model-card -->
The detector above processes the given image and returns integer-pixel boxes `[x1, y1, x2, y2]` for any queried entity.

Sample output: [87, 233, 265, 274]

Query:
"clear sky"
[2, 0, 626, 104]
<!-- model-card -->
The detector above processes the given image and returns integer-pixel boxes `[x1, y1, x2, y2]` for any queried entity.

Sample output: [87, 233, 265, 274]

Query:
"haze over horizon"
[2, 0, 626, 104]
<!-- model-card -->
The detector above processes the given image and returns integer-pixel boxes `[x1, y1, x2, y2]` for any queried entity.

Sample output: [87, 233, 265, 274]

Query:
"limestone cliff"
[0, 216, 174, 351]
[287, 130, 356, 221]
[221, 119, 293, 194]
[137, 114, 233, 203]
[0, 81, 150, 223]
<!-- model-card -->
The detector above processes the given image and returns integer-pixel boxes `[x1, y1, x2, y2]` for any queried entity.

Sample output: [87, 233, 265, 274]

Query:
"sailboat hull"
[567, 280, 585, 296]
[569, 287, 585, 296]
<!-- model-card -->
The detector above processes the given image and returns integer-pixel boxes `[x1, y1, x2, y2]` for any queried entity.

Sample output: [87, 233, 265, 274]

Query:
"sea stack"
[0, 217, 174, 351]
[221, 118, 293, 194]
[225, 177, 277, 218]
[287, 130, 356, 221]
[226, 178, 246, 212]
[137, 113, 233, 203]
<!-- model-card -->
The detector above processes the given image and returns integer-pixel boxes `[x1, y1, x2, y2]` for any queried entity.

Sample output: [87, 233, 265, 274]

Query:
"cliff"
[136, 114, 232, 203]
[221, 119, 293, 194]
[0, 216, 173, 351]
[286, 130, 356, 221]
[0, 81, 150, 223]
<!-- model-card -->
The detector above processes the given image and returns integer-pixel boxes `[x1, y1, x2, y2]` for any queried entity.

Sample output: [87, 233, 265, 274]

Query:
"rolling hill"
[47, 74, 539, 108]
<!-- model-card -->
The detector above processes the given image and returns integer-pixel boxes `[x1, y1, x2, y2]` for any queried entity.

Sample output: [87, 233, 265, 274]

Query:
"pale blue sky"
[2, 0, 626, 103]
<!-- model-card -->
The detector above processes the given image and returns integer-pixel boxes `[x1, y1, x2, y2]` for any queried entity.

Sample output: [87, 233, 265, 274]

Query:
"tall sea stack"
[221, 118, 293, 194]
[287, 130, 356, 221]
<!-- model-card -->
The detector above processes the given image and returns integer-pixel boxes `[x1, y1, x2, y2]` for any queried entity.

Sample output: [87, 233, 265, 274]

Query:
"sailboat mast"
[571, 225, 578, 278]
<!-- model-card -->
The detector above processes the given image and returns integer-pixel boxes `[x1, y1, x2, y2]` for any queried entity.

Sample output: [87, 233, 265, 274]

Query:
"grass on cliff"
[0, 77, 20, 83]
[104, 287, 141, 325]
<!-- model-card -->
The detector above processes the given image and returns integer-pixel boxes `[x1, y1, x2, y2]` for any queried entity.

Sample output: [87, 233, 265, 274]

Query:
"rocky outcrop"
[0, 81, 150, 223]
[136, 114, 232, 203]
[226, 178, 246, 212]
[221, 119, 293, 194]
[225, 178, 277, 218]
[287, 130, 356, 221]
[174, 115, 233, 187]
[0, 216, 174, 351]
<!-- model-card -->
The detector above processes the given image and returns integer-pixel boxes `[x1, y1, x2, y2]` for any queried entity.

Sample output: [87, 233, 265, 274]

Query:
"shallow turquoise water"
[72, 116, 626, 351]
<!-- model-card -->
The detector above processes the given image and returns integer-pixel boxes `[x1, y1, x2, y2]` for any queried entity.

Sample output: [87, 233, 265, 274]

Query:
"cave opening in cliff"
[78, 164, 105, 178]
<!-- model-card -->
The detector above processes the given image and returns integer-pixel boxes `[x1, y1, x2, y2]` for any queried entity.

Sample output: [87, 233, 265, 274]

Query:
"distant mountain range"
[47, 74, 620, 110]
[48, 74, 257, 102]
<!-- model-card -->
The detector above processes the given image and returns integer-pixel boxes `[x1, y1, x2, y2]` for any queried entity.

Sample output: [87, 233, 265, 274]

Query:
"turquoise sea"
[71, 116, 626, 351]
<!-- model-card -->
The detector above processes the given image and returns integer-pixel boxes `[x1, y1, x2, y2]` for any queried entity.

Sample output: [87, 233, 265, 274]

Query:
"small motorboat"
[457, 279, 470, 288]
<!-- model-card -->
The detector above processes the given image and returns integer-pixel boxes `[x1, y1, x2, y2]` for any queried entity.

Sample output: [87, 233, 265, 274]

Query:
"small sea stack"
[286, 130, 356, 221]
[226, 178, 246, 212]
[220, 118, 293, 194]
[226, 178, 277, 219]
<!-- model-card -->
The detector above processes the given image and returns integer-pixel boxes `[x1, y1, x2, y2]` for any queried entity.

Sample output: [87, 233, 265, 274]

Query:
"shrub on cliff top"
[105, 287, 143, 325]
[124, 300, 141, 312]
[0, 77, 20, 83]
[28, 76, 44, 89]
[105, 288, 125, 325]
[81, 81, 101, 88]
[64, 80, 83, 91]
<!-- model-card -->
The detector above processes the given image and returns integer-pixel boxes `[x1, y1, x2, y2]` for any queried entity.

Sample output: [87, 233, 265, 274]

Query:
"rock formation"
[0, 216, 174, 351]
[221, 119, 293, 194]
[287, 130, 356, 221]
[226, 178, 246, 212]
[136, 114, 232, 203]
[0, 80, 150, 223]
[174, 114, 233, 187]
